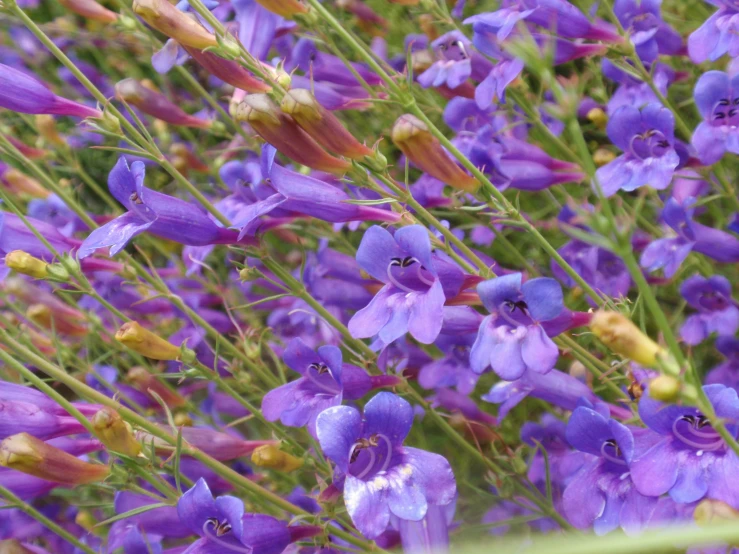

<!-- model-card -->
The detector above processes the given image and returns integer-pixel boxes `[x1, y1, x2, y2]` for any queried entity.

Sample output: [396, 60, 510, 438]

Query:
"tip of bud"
[115, 321, 181, 361]
[251, 444, 304, 472]
[391, 114, 427, 144]
[280, 89, 322, 121]
[647, 375, 681, 403]
[235, 94, 281, 125]
[590, 310, 665, 368]
[5, 251, 49, 279]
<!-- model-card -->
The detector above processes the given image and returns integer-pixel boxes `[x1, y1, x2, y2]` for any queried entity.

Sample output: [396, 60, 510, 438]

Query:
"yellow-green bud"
[115, 321, 181, 361]
[587, 107, 608, 130]
[251, 444, 303, 472]
[648, 375, 681, 403]
[590, 310, 664, 367]
[91, 408, 142, 457]
[5, 251, 49, 279]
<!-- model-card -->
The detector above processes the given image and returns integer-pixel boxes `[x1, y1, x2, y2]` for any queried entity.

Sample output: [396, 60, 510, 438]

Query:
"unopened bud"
[254, 0, 309, 18]
[127, 366, 187, 407]
[2, 170, 49, 198]
[95, 106, 123, 135]
[115, 321, 181, 361]
[648, 375, 681, 403]
[35, 115, 66, 147]
[91, 408, 141, 457]
[5, 136, 47, 160]
[694, 499, 739, 526]
[183, 46, 271, 93]
[235, 94, 351, 175]
[59, 0, 118, 22]
[5, 250, 49, 279]
[239, 266, 263, 281]
[0, 539, 37, 554]
[133, 0, 217, 49]
[281, 89, 373, 160]
[593, 148, 616, 167]
[115, 79, 211, 128]
[590, 311, 664, 368]
[27, 303, 87, 337]
[392, 114, 479, 193]
[0, 433, 110, 485]
[251, 444, 304, 472]
[587, 107, 608, 130]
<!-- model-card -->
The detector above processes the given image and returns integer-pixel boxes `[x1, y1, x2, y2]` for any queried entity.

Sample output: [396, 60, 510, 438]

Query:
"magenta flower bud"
[280, 88, 373, 160]
[235, 93, 352, 175]
[392, 114, 479, 193]
[115, 79, 211, 128]
[59, 0, 118, 23]
[182, 46, 272, 93]
[0, 64, 101, 119]
[137, 426, 277, 461]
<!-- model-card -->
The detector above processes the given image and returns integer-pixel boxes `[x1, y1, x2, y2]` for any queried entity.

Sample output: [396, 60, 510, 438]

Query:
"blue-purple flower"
[692, 71, 739, 164]
[688, 0, 739, 63]
[316, 392, 456, 539]
[679, 275, 739, 345]
[613, 0, 683, 62]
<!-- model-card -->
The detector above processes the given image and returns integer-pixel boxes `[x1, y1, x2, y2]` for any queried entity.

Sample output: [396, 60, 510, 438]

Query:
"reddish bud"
[133, 0, 217, 49]
[27, 303, 88, 337]
[182, 46, 272, 93]
[391, 114, 479, 193]
[4, 136, 47, 160]
[280, 88, 373, 160]
[59, 0, 118, 22]
[253, 0, 309, 19]
[235, 94, 351, 175]
[115, 79, 211, 129]
[1, 169, 49, 198]
[127, 366, 187, 407]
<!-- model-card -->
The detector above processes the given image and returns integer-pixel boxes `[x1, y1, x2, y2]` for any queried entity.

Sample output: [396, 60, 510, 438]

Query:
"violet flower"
[679, 275, 739, 345]
[595, 103, 680, 196]
[262, 338, 376, 436]
[0, 400, 87, 441]
[706, 337, 739, 393]
[316, 392, 457, 539]
[417, 31, 491, 91]
[177, 478, 319, 553]
[348, 225, 464, 345]
[563, 404, 658, 535]
[78, 157, 253, 258]
[0, 63, 101, 118]
[613, 0, 683, 62]
[692, 70, 739, 164]
[602, 59, 676, 115]
[688, 0, 739, 63]
[631, 384, 739, 505]
[470, 273, 564, 379]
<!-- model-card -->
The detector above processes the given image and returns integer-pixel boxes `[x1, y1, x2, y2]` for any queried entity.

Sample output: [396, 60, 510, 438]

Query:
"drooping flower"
[679, 275, 739, 345]
[316, 392, 457, 539]
[631, 384, 739, 506]
[470, 273, 565, 379]
[595, 103, 680, 196]
[177, 478, 320, 553]
[563, 404, 658, 535]
[348, 225, 464, 345]
[691, 71, 739, 164]
[78, 158, 253, 258]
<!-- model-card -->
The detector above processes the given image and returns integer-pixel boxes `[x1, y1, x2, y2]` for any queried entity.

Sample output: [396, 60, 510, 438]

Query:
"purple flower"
[631, 384, 739, 506]
[595, 103, 680, 196]
[348, 225, 463, 345]
[0, 63, 101, 118]
[552, 239, 632, 300]
[688, 1, 739, 63]
[602, 59, 676, 115]
[679, 275, 739, 345]
[692, 71, 739, 164]
[261, 338, 372, 436]
[417, 32, 475, 90]
[78, 158, 252, 258]
[470, 273, 564, 379]
[563, 405, 658, 534]
[395, 501, 456, 554]
[316, 392, 456, 539]
[177, 478, 313, 554]
[707, 337, 739, 393]
[0, 400, 87, 441]
[613, 0, 683, 62]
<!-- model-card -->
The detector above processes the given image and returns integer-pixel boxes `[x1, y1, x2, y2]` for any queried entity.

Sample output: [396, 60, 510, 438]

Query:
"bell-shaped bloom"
[613, 0, 682, 62]
[691, 71, 739, 164]
[631, 384, 739, 505]
[395, 501, 456, 554]
[688, 1, 739, 63]
[595, 103, 680, 196]
[348, 225, 464, 345]
[707, 337, 739, 393]
[262, 338, 375, 436]
[473, 59, 524, 109]
[115, 79, 211, 128]
[0, 400, 87, 441]
[316, 392, 457, 539]
[641, 197, 739, 276]
[417, 32, 490, 91]
[470, 273, 565, 379]
[78, 158, 253, 258]
[679, 275, 739, 345]
[0, 63, 101, 118]
[602, 59, 676, 116]
[177, 478, 319, 553]
[563, 405, 658, 535]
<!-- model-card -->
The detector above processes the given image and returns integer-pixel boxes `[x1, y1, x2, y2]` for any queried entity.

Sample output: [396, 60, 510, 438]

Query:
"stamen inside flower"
[672, 414, 725, 451]
[600, 438, 627, 465]
[349, 433, 393, 479]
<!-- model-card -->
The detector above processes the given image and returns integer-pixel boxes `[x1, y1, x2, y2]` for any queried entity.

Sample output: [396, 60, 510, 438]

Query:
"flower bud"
[35, 115, 66, 147]
[59, 0, 118, 23]
[694, 499, 739, 526]
[590, 311, 664, 367]
[253, 0, 309, 19]
[0, 539, 37, 554]
[593, 148, 616, 167]
[648, 375, 681, 403]
[115, 79, 211, 128]
[115, 321, 181, 361]
[91, 408, 141, 457]
[182, 46, 272, 93]
[239, 266, 263, 281]
[132, 0, 217, 49]
[391, 114, 479, 193]
[27, 303, 87, 337]
[0, 433, 110, 485]
[586, 107, 608, 130]
[5, 251, 49, 279]
[139, 426, 275, 461]
[1, 169, 49, 198]
[5, 136, 47, 160]
[127, 366, 187, 407]
[235, 94, 351, 175]
[280, 89, 373, 160]
[251, 444, 303, 472]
